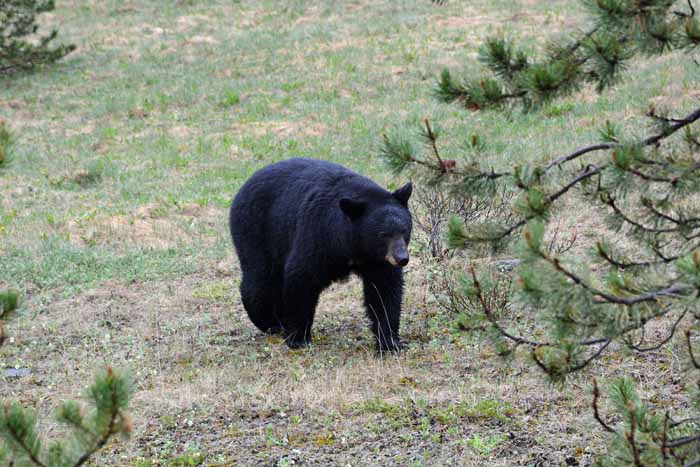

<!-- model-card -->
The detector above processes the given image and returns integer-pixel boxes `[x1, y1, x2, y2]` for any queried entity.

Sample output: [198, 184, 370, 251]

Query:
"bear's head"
[340, 183, 413, 267]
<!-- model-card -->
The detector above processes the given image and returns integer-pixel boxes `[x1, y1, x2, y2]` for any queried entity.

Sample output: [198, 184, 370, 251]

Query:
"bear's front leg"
[282, 272, 321, 349]
[360, 265, 404, 353]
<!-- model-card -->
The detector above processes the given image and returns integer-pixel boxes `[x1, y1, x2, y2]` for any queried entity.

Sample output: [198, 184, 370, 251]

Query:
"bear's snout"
[394, 250, 409, 267]
[386, 236, 409, 267]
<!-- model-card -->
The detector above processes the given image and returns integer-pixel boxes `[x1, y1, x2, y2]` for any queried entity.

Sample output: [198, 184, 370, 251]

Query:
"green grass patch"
[0, 237, 199, 294]
[466, 433, 507, 455]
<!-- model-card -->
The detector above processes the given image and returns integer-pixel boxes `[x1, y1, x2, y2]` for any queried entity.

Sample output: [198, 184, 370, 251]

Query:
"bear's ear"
[339, 198, 365, 220]
[392, 182, 412, 206]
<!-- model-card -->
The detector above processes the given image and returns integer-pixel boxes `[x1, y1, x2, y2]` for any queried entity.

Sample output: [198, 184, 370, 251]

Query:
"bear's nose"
[395, 252, 409, 267]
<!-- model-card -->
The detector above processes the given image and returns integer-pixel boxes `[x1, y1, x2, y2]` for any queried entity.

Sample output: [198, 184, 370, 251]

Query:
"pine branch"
[381, 130, 511, 179]
[687, 330, 700, 369]
[661, 411, 671, 462]
[468, 264, 612, 349]
[666, 435, 700, 448]
[627, 403, 643, 467]
[593, 378, 617, 433]
[1, 403, 46, 467]
[468, 265, 548, 347]
[670, 417, 700, 428]
[549, 249, 688, 305]
[421, 118, 454, 173]
[604, 195, 679, 234]
[0, 367, 132, 466]
[596, 241, 681, 268]
[569, 340, 613, 371]
[641, 199, 700, 226]
[549, 164, 603, 203]
[545, 107, 700, 172]
[645, 107, 700, 145]
[0, 1, 75, 77]
[73, 384, 120, 467]
[395, 107, 700, 251]
[545, 143, 612, 172]
[437, 1, 700, 110]
[625, 309, 688, 352]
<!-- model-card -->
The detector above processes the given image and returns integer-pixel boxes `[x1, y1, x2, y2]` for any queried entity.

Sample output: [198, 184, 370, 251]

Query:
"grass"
[1, 0, 698, 465]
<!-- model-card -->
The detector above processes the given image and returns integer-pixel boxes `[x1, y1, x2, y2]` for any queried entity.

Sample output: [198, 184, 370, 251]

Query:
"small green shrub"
[0, 0, 76, 76]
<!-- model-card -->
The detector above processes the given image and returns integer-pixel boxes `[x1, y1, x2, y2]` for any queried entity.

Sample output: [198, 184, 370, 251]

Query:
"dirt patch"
[325, 36, 367, 52]
[175, 14, 211, 33]
[187, 35, 220, 46]
[291, 6, 323, 28]
[435, 14, 490, 30]
[649, 79, 699, 110]
[65, 122, 95, 137]
[142, 25, 165, 37]
[0, 99, 22, 110]
[231, 120, 327, 139]
[63, 203, 221, 249]
[168, 125, 192, 140]
[65, 215, 182, 248]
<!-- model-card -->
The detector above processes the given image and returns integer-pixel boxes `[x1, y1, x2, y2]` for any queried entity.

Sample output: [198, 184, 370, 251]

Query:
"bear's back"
[230, 158, 388, 262]
[245, 158, 388, 204]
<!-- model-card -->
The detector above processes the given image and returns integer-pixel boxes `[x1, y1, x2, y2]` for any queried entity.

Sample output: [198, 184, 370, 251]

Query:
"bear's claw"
[285, 332, 312, 349]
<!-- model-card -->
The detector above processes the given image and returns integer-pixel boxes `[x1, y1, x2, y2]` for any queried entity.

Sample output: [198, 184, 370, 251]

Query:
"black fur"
[229, 158, 413, 352]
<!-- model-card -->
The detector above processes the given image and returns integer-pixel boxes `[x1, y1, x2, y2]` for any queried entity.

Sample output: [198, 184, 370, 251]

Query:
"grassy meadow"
[1, 0, 698, 465]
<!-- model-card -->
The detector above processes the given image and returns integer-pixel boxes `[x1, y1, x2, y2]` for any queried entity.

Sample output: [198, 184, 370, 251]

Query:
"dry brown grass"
[4, 251, 693, 465]
[60, 203, 220, 249]
[230, 121, 327, 139]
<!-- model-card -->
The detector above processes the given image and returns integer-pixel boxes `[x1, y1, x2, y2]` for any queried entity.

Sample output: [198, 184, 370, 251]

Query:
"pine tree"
[0, 120, 11, 169]
[435, 0, 700, 110]
[0, 121, 16, 348]
[390, 96, 700, 467]
[0, 0, 75, 76]
[383, 1, 700, 463]
[0, 289, 19, 347]
[0, 368, 133, 466]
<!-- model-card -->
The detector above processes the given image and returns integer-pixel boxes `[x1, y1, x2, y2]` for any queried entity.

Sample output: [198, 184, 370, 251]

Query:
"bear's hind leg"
[240, 273, 284, 335]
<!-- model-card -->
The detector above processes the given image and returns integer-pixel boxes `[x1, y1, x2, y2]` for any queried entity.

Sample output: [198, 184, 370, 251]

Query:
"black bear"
[229, 158, 412, 352]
